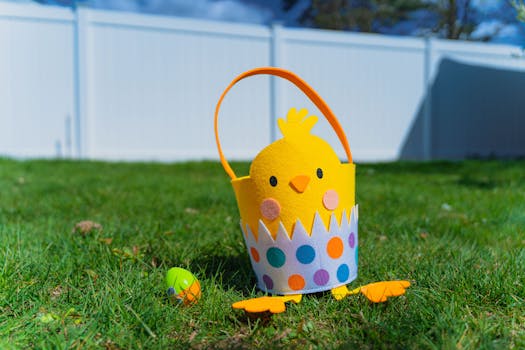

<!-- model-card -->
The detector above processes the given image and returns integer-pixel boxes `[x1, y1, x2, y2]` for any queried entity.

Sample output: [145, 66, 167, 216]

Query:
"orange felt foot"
[331, 285, 361, 300]
[359, 280, 411, 303]
[232, 294, 302, 314]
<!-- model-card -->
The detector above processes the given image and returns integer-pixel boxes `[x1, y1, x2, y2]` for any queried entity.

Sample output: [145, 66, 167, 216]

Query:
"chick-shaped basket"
[215, 68, 409, 314]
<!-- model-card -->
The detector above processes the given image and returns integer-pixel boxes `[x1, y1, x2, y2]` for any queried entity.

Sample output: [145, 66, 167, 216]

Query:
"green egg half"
[166, 267, 197, 295]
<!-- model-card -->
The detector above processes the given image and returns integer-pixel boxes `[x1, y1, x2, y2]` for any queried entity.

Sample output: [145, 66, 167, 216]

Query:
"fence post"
[270, 22, 284, 143]
[423, 37, 433, 160]
[73, 6, 88, 158]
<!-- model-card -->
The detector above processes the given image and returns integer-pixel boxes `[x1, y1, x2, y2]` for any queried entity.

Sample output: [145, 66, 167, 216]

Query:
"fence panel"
[278, 29, 426, 161]
[427, 39, 525, 159]
[0, 3, 523, 162]
[0, 3, 75, 158]
[82, 9, 273, 161]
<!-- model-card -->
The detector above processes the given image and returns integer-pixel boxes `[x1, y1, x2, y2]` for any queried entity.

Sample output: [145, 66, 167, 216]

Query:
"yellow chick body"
[232, 108, 355, 240]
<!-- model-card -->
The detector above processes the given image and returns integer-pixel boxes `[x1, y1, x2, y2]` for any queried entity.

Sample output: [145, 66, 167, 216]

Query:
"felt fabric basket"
[215, 68, 358, 295]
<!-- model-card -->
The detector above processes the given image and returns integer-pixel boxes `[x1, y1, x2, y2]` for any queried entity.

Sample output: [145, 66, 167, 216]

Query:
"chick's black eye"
[316, 168, 323, 179]
[269, 176, 278, 187]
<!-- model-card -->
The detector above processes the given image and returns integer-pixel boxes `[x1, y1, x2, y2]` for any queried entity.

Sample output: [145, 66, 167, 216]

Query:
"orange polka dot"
[288, 274, 305, 291]
[250, 247, 260, 262]
[327, 237, 344, 259]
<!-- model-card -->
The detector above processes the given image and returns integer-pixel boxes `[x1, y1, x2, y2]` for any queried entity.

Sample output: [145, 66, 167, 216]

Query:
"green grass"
[0, 159, 523, 349]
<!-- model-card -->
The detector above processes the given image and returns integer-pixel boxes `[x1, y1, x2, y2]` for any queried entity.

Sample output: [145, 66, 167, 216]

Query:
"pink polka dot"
[322, 190, 339, 210]
[260, 198, 281, 220]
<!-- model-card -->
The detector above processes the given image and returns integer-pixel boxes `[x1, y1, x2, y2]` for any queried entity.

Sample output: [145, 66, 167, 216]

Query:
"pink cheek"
[322, 190, 339, 211]
[260, 198, 281, 221]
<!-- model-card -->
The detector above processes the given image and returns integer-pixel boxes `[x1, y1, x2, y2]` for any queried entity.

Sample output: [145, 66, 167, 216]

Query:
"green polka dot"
[266, 247, 286, 268]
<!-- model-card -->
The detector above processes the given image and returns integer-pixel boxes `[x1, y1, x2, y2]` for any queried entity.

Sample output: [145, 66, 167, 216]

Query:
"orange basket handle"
[215, 67, 353, 180]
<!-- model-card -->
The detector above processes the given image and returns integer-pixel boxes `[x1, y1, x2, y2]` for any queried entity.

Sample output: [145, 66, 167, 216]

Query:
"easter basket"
[215, 68, 357, 295]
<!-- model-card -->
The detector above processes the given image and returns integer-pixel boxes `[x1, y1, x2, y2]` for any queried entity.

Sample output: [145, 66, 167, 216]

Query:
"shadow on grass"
[192, 245, 257, 295]
[360, 160, 518, 191]
[456, 174, 500, 190]
[357, 160, 464, 175]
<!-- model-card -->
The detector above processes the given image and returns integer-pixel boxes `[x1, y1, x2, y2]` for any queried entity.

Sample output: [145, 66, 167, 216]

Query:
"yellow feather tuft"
[277, 108, 318, 140]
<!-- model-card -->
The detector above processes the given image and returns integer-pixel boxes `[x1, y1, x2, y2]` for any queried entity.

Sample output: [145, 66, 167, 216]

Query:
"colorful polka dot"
[262, 274, 273, 289]
[322, 189, 339, 210]
[337, 264, 349, 282]
[327, 237, 344, 259]
[355, 246, 359, 267]
[266, 247, 286, 268]
[296, 245, 316, 264]
[288, 274, 306, 291]
[313, 269, 329, 286]
[260, 198, 281, 220]
[348, 232, 356, 248]
[250, 247, 260, 263]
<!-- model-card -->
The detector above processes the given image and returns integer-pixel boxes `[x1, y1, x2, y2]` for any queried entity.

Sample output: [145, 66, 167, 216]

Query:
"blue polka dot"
[266, 247, 286, 268]
[337, 264, 350, 282]
[296, 245, 316, 264]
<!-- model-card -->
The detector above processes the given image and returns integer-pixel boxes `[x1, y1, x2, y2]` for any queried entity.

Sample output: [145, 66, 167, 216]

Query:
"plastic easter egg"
[165, 267, 201, 305]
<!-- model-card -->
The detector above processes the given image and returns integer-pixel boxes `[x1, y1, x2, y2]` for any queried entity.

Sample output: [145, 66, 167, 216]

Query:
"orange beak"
[289, 175, 310, 193]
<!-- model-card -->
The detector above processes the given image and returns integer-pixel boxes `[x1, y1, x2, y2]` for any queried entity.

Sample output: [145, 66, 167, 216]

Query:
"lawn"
[0, 159, 523, 349]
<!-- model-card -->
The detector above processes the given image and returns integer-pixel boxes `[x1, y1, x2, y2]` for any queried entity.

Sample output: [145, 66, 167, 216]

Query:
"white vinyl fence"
[1, 2, 524, 162]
